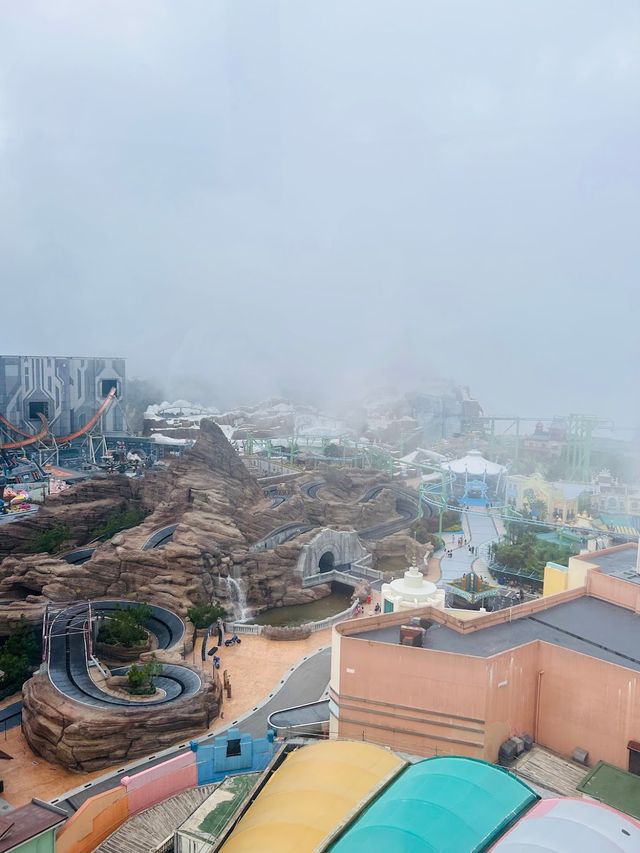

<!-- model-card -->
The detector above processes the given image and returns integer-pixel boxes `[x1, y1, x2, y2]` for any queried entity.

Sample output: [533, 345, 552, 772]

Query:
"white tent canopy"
[442, 449, 506, 477]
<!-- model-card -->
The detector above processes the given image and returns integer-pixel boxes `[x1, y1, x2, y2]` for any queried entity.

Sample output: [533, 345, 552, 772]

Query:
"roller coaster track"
[418, 481, 634, 541]
[0, 413, 43, 439]
[0, 412, 49, 449]
[44, 600, 201, 710]
[50, 387, 117, 445]
[0, 387, 117, 449]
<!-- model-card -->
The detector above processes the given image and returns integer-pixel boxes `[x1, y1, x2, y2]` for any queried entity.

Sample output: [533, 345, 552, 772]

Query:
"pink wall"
[337, 636, 489, 757]
[588, 570, 640, 613]
[59, 750, 200, 851]
[483, 643, 539, 760]
[536, 642, 640, 768]
[123, 750, 197, 815]
[336, 629, 640, 766]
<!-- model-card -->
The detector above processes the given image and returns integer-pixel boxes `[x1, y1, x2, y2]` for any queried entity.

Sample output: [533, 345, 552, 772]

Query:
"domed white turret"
[381, 557, 445, 614]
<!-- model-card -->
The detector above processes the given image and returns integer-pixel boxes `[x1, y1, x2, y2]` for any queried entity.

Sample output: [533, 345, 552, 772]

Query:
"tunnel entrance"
[318, 551, 335, 573]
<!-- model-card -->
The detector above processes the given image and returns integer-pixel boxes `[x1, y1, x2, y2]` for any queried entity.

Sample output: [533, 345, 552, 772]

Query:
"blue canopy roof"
[330, 756, 538, 852]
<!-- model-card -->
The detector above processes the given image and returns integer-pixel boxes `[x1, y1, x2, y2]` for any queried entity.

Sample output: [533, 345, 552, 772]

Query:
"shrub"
[97, 604, 152, 648]
[29, 523, 71, 554]
[126, 657, 163, 694]
[187, 602, 226, 630]
[92, 506, 147, 540]
[0, 618, 39, 697]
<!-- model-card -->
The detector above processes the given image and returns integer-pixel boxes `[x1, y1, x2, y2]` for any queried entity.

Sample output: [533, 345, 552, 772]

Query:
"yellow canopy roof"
[221, 740, 405, 853]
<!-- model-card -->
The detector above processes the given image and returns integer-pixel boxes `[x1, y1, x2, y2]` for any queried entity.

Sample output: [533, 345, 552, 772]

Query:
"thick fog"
[0, 2, 638, 422]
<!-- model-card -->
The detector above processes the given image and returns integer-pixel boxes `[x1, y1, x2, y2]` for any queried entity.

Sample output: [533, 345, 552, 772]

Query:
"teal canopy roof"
[330, 756, 538, 853]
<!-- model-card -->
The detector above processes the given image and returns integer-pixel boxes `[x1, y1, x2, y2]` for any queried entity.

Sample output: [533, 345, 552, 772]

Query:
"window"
[226, 738, 241, 757]
[101, 379, 118, 397]
[28, 401, 49, 420]
[4, 364, 18, 378]
[77, 369, 82, 398]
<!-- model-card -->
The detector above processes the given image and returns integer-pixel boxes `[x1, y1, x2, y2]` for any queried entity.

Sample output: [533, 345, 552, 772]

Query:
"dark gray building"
[0, 355, 125, 437]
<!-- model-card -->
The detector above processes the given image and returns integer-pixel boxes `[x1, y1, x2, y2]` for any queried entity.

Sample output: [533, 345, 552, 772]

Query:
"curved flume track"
[142, 524, 178, 550]
[47, 600, 200, 709]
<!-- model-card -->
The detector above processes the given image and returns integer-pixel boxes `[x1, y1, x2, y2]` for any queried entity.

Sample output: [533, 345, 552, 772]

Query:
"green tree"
[187, 602, 226, 630]
[126, 657, 163, 693]
[0, 618, 39, 696]
[492, 535, 574, 579]
[97, 604, 152, 647]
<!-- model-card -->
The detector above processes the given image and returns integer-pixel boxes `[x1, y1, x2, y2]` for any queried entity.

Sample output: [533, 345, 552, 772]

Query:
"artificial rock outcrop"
[0, 421, 395, 628]
[21, 666, 221, 772]
[5, 421, 404, 772]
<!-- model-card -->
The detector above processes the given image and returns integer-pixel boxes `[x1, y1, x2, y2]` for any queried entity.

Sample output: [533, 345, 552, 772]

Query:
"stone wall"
[296, 529, 369, 580]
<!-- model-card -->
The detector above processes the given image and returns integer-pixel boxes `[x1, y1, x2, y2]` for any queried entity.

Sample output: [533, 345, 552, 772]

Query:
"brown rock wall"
[21, 669, 221, 772]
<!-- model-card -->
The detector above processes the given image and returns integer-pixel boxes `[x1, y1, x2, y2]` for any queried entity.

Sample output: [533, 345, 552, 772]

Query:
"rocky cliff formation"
[0, 475, 144, 559]
[22, 667, 221, 772]
[0, 421, 396, 630]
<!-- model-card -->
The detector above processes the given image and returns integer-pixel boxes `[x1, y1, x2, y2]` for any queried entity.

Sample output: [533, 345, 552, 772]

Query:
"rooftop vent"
[572, 746, 589, 766]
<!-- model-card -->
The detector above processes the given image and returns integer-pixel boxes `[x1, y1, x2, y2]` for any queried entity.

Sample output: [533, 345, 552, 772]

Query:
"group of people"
[354, 601, 383, 616]
[443, 536, 478, 559]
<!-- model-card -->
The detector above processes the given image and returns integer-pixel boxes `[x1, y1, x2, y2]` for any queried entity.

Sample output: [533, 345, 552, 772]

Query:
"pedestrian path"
[438, 510, 500, 584]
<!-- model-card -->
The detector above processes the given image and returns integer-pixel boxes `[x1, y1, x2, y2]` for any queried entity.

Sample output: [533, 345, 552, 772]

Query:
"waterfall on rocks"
[225, 575, 250, 622]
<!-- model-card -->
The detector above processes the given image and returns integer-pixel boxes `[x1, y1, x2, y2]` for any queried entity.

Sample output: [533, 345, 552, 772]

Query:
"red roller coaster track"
[0, 388, 117, 449]
[0, 412, 49, 449]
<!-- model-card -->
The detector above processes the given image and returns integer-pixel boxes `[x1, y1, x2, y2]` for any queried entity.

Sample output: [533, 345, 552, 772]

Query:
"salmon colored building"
[330, 544, 640, 773]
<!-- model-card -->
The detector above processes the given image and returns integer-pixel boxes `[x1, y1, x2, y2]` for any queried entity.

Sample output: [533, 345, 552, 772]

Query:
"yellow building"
[506, 473, 591, 522]
[543, 543, 638, 597]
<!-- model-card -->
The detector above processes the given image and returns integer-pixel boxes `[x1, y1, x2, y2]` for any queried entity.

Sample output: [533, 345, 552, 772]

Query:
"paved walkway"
[437, 510, 500, 584]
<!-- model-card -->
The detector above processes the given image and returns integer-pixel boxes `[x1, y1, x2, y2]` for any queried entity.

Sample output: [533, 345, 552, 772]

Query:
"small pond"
[249, 583, 353, 627]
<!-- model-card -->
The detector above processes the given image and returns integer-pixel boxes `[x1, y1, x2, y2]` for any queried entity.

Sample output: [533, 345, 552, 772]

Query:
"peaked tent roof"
[442, 449, 506, 477]
[330, 756, 538, 853]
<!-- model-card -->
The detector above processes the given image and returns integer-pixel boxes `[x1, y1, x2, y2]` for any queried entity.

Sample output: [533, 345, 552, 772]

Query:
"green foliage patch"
[29, 522, 72, 554]
[490, 522, 576, 579]
[187, 602, 227, 629]
[97, 604, 152, 648]
[0, 618, 39, 697]
[126, 657, 163, 693]
[92, 506, 147, 540]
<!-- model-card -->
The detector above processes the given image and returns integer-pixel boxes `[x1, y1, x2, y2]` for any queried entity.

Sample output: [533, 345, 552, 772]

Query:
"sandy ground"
[1, 628, 333, 808]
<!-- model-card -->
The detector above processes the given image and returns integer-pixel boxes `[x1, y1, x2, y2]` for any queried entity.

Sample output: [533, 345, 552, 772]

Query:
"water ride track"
[45, 600, 201, 709]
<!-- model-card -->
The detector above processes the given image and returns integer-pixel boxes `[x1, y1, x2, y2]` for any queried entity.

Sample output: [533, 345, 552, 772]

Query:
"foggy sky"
[1, 2, 638, 422]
